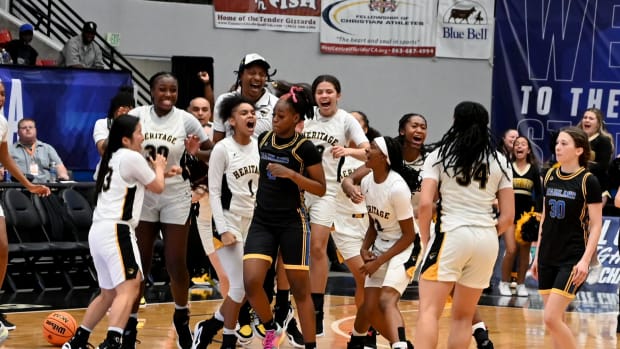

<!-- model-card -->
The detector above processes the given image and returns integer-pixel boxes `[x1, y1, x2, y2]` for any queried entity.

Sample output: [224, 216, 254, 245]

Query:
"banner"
[320, 0, 437, 57]
[492, 0, 620, 162]
[213, 0, 320, 32]
[435, 0, 494, 59]
[0, 67, 132, 172]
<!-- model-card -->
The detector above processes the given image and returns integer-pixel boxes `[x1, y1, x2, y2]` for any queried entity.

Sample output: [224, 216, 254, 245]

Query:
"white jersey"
[130, 106, 208, 186]
[208, 137, 259, 234]
[361, 171, 413, 241]
[422, 149, 512, 231]
[92, 118, 110, 145]
[93, 148, 156, 228]
[303, 108, 368, 196]
[213, 88, 278, 139]
[0, 116, 7, 143]
[335, 156, 366, 214]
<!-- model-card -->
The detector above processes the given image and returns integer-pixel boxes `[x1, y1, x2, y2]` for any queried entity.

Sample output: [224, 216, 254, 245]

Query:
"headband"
[374, 137, 390, 165]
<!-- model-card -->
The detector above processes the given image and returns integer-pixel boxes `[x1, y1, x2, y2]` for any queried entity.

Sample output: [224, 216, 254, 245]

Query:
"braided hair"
[433, 101, 509, 181]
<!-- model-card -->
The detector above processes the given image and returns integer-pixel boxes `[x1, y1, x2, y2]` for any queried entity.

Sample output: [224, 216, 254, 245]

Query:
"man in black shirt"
[5, 23, 38, 66]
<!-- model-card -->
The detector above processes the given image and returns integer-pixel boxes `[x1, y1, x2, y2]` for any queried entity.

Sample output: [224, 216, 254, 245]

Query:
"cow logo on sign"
[369, 0, 397, 13]
[443, 0, 488, 25]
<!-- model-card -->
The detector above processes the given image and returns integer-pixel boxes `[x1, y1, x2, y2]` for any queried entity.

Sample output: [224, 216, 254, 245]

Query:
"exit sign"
[106, 32, 121, 47]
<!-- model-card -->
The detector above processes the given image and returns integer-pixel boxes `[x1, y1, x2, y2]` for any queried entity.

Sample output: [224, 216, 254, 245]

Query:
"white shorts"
[89, 221, 143, 290]
[0, 205, 4, 217]
[420, 225, 498, 289]
[141, 181, 192, 225]
[305, 192, 336, 227]
[332, 213, 368, 260]
[364, 238, 413, 294]
[196, 194, 215, 254]
[221, 210, 252, 243]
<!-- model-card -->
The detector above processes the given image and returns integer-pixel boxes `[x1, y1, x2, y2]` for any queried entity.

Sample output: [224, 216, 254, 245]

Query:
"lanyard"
[23, 141, 36, 158]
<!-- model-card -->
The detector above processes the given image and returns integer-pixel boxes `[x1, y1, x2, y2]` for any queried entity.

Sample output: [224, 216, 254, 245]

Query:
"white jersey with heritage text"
[303, 108, 368, 196]
[361, 170, 413, 241]
[335, 156, 367, 214]
[422, 149, 512, 232]
[208, 137, 260, 235]
[130, 106, 208, 186]
[212, 88, 278, 138]
[93, 148, 156, 228]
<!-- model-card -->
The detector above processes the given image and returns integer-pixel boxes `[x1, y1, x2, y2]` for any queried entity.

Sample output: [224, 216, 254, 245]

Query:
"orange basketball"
[42, 311, 77, 346]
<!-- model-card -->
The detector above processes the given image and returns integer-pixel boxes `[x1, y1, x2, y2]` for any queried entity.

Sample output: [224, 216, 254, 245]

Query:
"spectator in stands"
[10, 118, 70, 183]
[5, 23, 38, 66]
[59, 21, 104, 69]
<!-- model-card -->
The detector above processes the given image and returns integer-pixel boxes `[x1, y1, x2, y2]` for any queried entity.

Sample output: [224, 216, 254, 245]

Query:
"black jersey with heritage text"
[538, 167, 601, 265]
[255, 131, 322, 216]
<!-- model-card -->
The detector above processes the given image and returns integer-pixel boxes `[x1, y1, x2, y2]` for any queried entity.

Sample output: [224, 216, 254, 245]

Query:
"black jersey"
[512, 163, 542, 215]
[255, 131, 322, 216]
[539, 167, 602, 265]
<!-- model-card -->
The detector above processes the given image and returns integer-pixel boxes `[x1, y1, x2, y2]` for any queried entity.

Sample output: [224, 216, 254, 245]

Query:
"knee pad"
[228, 286, 245, 303]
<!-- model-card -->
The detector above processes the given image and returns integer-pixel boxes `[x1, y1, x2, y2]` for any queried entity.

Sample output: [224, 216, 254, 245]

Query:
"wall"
[65, 0, 493, 141]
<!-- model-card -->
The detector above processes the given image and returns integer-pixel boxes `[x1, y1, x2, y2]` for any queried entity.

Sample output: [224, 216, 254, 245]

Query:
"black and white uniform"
[0, 116, 7, 217]
[208, 137, 259, 303]
[537, 167, 601, 298]
[303, 108, 368, 227]
[90, 148, 156, 289]
[213, 88, 278, 139]
[130, 106, 208, 225]
[333, 156, 368, 260]
[361, 171, 414, 294]
[244, 131, 322, 269]
[419, 150, 513, 289]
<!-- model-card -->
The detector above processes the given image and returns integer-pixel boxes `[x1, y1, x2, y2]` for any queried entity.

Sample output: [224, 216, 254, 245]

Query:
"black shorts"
[538, 263, 581, 298]
[244, 208, 310, 270]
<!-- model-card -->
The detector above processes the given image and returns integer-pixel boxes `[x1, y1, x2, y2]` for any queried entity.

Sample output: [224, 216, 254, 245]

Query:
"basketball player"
[303, 75, 369, 335]
[63, 115, 166, 349]
[191, 95, 259, 349]
[414, 101, 514, 349]
[531, 127, 602, 349]
[0, 81, 50, 344]
[243, 85, 325, 349]
[125, 72, 210, 349]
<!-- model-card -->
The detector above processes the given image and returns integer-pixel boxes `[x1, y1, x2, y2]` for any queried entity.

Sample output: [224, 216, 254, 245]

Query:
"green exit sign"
[106, 32, 121, 47]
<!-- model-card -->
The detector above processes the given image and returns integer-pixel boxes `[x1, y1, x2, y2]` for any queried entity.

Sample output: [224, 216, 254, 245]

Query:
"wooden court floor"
[0, 295, 617, 348]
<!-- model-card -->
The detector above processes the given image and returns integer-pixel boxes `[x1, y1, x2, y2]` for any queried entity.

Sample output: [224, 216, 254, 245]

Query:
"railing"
[7, 0, 151, 105]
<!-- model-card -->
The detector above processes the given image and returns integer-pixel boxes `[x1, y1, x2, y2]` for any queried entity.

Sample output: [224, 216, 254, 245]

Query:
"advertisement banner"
[320, 0, 437, 57]
[435, 0, 494, 59]
[213, 0, 320, 32]
[492, 0, 620, 162]
[0, 67, 132, 172]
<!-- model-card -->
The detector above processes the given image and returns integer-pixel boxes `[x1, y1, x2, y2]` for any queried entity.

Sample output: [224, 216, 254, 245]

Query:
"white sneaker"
[516, 284, 528, 297]
[498, 281, 512, 296]
[0, 323, 8, 344]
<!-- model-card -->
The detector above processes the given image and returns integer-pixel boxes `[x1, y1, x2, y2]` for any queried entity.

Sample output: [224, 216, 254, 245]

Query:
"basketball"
[42, 311, 77, 346]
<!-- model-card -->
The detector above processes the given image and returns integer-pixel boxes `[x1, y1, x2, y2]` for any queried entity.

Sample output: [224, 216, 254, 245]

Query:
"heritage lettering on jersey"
[367, 205, 391, 219]
[232, 165, 259, 179]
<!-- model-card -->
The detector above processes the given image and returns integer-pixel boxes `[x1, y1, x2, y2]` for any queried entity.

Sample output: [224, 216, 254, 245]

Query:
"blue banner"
[0, 66, 132, 173]
[492, 0, 620, 161]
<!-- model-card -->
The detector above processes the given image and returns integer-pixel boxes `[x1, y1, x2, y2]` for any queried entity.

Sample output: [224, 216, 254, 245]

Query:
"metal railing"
[8, 0, 151, 105]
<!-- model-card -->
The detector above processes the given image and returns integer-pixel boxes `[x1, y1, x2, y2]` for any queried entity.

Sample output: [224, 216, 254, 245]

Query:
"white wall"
[65, 0, 493, 141]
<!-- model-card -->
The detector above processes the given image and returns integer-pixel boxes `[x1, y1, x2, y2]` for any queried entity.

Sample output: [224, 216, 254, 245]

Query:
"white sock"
[472, 321, 486, 334]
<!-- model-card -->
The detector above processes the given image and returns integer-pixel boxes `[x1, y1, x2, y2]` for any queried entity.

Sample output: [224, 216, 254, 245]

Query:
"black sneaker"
[473, 328, 494, 349]
[286, 318, 304, 348]
[220, 333, 237, 349]
[96, 340, 120, 349]
[0, 313, 15, 331]
[120, 318, 139, 349]
[62, 338, 94, 349]
[173, 309, 193, 349]
[274, 304, 294, 330]
[363, 328, 377, 349]
[347, 335, 364, 349]
[191, 317, 224, 349]
[315, 311, 324, 337]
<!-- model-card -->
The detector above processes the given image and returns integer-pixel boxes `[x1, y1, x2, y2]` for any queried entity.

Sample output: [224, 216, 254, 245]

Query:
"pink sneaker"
[262, 325, 285, 349]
